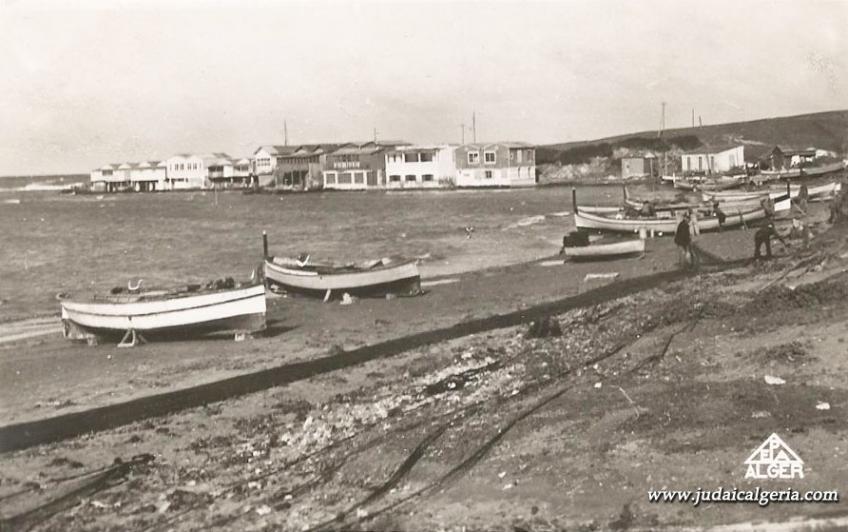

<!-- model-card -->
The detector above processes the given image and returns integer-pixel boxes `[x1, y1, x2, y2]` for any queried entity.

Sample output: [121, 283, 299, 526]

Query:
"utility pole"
[691, 108, 695, 128]
[460, 123, 465, 144]
[658, 102, 666, 179]
[699, 116, 703, 127]
[472, 112, 477, 143]
[284, 120, 288, 146]
[373, 127, 377, 143]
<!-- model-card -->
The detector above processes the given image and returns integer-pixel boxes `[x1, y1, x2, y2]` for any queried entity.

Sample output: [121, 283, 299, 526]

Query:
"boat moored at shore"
[61, 281, 267, 346]
[262, 232, 421, 300]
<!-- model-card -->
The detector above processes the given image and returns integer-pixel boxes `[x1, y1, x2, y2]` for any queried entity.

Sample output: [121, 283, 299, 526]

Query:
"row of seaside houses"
[91, 141, 537, 192]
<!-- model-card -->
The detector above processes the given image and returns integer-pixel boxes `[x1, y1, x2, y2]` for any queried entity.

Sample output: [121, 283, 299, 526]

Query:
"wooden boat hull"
[575, 205, 623, 215]
[703, 181, 841, 203]
[61, 283, 267, 339]
[564, 239, 645, 261]
[674, 179, 745, 192]
[758, 162, 846, 182]
[264, 258, 421, 298]
[574, 199, 787, 234]
[623, 197, 703, 213]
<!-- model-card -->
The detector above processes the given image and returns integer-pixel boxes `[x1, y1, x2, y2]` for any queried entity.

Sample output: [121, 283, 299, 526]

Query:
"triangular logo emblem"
[744, 433, 804, 479]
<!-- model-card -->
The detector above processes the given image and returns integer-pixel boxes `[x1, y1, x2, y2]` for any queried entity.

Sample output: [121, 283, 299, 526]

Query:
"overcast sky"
[0, 0, 846, 176]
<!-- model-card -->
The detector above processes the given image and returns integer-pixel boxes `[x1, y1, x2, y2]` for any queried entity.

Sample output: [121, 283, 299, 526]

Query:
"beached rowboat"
[61, 282, 267, 345]
[573, 195, 789, 234]
[264, 256, 421, 299]
[574, 208, 757, 234]
[563, 239, 645, 261]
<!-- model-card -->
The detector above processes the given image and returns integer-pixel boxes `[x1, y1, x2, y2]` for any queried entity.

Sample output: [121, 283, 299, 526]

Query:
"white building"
[90, 163, 126, 192]
[384, 145, 458, 189]
[164, 153, 232, 189]
[681, 145, 745, 175]
[207, 155, 252, 188]
[253, 145, 294, 186]
[130, 161, 167, 192]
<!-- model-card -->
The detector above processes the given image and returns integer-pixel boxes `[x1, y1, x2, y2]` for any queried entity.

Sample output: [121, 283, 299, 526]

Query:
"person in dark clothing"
[712, 201, 726, 231]
[675, 213, 695, 269]
[754, 221, 789, 260]
[560, 231, 589, 254]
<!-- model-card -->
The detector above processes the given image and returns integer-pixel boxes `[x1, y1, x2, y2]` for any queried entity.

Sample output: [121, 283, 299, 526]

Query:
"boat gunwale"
[563, 239, 645, 257]
[61, 284, 266, 318]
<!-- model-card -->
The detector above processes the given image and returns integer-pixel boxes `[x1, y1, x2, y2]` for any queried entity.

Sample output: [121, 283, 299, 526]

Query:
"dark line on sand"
[0, 267, 695, 454]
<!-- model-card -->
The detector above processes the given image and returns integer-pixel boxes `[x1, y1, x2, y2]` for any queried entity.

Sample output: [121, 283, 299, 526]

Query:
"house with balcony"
[455, 143, 536, 187]
[322, 141, 409, 190]
[274, 144, 344, 190]
[90, 163, 125, 192]
[384, 145, 458, 189]
[164, 152, 232, 189]
[202, 155, 252, 188]
[130, 161, 167, 192]
[231, 157, 253, 184]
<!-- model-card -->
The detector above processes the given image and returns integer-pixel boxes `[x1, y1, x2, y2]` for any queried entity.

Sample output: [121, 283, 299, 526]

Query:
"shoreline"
[0, 265, 698, 453]
[0, 200, 829, 429]
[0, 231, 693, 427]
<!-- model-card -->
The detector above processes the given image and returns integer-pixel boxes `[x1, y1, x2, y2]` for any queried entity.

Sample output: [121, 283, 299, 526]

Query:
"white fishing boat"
[758, 161, 846, 181]
[702, 181, 842, 203]
[673, 176, 746, 192]
[61, 282, 266, 346]
[264, 256, 421, 299]
[574, 207, 758, 234]
[563, 239, 645, 261]
[573, 193, 790, 234]
[575, 205, 624, 215]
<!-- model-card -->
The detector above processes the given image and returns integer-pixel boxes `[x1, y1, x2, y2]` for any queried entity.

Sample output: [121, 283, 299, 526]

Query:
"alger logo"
[745, 433, 804, 480]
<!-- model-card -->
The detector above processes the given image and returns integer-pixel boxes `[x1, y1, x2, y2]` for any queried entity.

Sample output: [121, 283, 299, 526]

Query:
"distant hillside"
[540, 109, 848, 166]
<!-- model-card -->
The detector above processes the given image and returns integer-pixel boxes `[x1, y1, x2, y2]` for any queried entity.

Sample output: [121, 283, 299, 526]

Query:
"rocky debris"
[745, 270, 848, 313]
[423, 360, 501, 396]
[758, 341, 811, 364]
[46, 456, 85, 469]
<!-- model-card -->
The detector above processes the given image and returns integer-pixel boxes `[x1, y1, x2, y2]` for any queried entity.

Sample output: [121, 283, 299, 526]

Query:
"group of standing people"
[673, 190, 795, 270]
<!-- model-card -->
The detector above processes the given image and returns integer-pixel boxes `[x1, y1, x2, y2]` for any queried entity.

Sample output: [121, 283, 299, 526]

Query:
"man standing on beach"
[754, 220, 789, 260]
[675, 212, 696, 270]
[712, 201, 726, 231]
[690, 208, 701, 237]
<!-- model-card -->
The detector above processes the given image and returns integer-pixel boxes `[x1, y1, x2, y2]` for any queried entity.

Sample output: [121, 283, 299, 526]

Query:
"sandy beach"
[0, 199, 845, 530]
